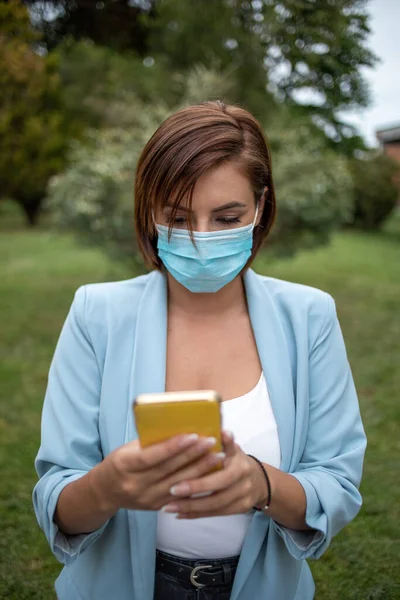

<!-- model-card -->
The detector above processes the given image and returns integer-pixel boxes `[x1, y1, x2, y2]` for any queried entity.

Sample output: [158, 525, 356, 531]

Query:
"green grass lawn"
[0, 207, 399, 599]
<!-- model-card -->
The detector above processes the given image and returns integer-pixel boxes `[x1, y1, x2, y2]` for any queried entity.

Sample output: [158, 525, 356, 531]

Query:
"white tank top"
[156, 373, 281, 559]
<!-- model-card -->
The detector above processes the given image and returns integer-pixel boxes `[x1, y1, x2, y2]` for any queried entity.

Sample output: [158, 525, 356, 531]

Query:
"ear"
[256, 187, 268, 226]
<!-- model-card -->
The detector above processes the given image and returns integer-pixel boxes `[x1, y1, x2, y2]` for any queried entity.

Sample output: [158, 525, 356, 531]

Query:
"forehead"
[164, 162, 254, 212]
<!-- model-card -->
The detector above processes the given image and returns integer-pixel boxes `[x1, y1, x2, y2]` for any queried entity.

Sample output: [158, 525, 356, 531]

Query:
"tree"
[146, 0, 377, 150]
[24, 0, 377, 149]
[349, 153, 399, 230]
[23, 0, 153, 53]
[0, 0, 72, 225]
[55, 40, 183, 129]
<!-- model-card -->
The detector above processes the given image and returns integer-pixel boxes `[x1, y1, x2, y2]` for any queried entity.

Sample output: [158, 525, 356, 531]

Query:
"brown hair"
[134, 101, 276, 270]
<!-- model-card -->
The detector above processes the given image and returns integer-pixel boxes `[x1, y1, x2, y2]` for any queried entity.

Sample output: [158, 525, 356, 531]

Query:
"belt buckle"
[190, 564, 213, 589]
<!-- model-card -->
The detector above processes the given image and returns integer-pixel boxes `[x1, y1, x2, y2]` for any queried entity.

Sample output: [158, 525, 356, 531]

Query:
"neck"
[166, 272, 248, 318]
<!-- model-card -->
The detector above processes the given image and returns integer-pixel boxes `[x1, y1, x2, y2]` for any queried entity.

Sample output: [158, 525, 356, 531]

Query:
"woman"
[33, 101, 366, 600]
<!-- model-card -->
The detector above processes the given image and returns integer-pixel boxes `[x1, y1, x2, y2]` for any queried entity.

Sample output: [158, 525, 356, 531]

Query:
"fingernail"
[170, 483, 191, 496]
[204, 437, 217, 448]
[224, 430, 234, 440]
[214, 452, 226, 461]
[179, 433, 199, 447]
[160, 504, 179, 513]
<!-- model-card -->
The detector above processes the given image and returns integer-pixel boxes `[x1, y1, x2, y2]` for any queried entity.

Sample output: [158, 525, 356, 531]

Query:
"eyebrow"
[164, 202, 247, 213]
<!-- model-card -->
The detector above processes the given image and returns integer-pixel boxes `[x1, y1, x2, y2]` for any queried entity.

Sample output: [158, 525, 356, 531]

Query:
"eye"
[165, 215, 187, 225]
[216, 216, 242, 225]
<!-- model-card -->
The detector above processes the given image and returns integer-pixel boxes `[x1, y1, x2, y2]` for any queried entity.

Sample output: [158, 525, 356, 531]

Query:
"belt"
[156, 550, 239, 589]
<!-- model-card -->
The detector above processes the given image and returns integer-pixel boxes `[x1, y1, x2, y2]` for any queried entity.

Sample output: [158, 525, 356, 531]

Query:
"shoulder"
[82, 272, 151, 308]
[254, 273, 336, 343]
[260, 274, 333, 313]
[71, 272, 154, 334]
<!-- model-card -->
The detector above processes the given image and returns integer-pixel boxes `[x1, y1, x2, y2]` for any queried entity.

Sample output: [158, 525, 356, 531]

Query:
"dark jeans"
[154, 551, 238, 600]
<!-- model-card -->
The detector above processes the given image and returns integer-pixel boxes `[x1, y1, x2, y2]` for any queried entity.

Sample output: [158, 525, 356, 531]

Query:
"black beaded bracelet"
[247, 454, 272, 511]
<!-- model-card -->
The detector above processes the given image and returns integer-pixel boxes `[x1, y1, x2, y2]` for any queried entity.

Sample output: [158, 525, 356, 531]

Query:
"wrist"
[248, 455, 273, 509]
[257, 464, 279, 510]
[254, 468, 270, 508]
[88, 460, 119, 517]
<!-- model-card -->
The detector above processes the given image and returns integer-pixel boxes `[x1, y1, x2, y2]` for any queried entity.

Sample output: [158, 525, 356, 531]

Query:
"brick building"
[376, 124, 400, 196]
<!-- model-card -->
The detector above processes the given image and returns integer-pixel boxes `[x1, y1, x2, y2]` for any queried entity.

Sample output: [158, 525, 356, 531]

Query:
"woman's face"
[155, 162, 264, 232]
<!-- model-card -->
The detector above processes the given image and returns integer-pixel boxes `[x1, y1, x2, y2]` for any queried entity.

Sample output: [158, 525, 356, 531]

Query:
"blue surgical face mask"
[156, 206, 259, 293]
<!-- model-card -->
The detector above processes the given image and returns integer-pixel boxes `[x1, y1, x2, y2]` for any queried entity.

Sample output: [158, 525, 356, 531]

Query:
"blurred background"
[0, 0, 399, 598]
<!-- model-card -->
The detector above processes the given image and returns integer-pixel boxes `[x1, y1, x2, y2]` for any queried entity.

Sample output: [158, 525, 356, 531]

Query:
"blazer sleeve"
[32, 286, 109, 566]
[274, 293, 367, 560]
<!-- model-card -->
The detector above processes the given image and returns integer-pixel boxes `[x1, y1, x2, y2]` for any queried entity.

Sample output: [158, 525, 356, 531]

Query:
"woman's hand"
[161, 431, 271, 519]
[89, 434, 226, 513]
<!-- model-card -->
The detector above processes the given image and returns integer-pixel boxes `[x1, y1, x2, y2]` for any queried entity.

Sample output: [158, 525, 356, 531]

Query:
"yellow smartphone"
[133, 389, 223, 459]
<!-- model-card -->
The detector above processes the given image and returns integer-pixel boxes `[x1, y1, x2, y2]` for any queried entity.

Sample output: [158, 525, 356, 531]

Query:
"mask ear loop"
[253, 186, 268, 230]
[252, 203, 259, 230]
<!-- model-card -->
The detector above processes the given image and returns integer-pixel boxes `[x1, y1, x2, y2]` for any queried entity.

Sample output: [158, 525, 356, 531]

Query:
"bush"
[266, 120, 352, 255]
[47, 126, 142, 266]
[47, 67, 353, 264]
[349, 153, 399, 230]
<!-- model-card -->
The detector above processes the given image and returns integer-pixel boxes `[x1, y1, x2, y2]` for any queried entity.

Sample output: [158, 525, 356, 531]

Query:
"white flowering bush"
[47, 128, 137, 260]
[268, 123, 352, 255]
[47, 67, 352, 264]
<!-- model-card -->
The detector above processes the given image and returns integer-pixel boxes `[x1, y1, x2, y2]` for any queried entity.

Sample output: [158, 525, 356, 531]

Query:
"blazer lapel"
[244, 268, 295, 472]
[125, 270, 168, 600]
[230, 269, 296, 600]
[126, 270, 168, 437]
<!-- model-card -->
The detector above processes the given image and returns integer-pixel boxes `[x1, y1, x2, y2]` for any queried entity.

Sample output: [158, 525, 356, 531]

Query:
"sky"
[343, 0, 400, 147]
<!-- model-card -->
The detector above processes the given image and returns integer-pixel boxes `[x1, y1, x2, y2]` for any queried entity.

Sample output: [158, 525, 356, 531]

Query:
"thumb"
[222, 430, 236, 456]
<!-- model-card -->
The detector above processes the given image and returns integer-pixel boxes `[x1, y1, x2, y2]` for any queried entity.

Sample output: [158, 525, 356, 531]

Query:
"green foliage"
[46, 67, 352, 262]
[25, 0, 151, 53]
[26, 0, 377, 148]
[56, 40, 240, 130]
[0, 1, 72, 225]
[47, 128, 140, 265]
[55, 40, 182, 129]
[144, 0, 377, 146]
[267, 119, 352, 255]
[349, 153, 399, 230]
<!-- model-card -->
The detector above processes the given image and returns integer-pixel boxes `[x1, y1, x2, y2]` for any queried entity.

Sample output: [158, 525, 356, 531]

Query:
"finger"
[168, 439, 243, 498]
[126, 450, 220, 510]
[144, 436, 220, 480]
[134, 434, 213, 471]
[138, 431, 231, 471]
[128, 434, 199, 469]
[165, 450, 226, 494]
[168, 459, 240, 498]
[165, 482, 246, 516]
[142, 451, 225, 509]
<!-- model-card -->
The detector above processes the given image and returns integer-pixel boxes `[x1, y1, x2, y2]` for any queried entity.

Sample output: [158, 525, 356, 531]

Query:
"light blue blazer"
[33, 269, 366, 600]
